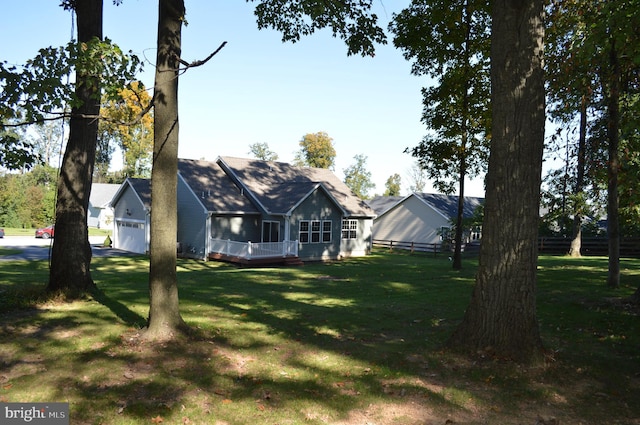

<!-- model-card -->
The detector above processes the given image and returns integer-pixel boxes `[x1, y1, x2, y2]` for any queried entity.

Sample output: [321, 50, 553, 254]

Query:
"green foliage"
[0, 165, 57, 228]
[0, 38, 142, 170]
[390, 0, 491, 195]
[383, 173, 402, 196]
[248, 142, 279, 161]
[294, 131, 336, 169]
[544, 0, 640, 237]
[99, 81, 153, 178]
[252, 0, 387, 57]
[343, 153, 375, 199]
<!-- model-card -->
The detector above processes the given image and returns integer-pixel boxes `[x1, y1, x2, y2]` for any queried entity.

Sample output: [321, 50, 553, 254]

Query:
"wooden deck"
[208, 252, 304, 267]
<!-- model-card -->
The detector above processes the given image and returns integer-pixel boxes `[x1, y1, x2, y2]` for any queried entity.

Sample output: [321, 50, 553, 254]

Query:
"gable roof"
[217, 156, 375, 217]
[177, 158, 260, 214]
[368, 193, 484, 220]
[90, 183, 120, 208]
[366, 196, 404, 216]
[417, 193, 484, 219]
[109, 178, 152, 209]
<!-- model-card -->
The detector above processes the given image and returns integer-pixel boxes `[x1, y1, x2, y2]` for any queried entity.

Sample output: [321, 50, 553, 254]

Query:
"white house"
[88, 183, 120, 229]
[367, 193, 484, 250]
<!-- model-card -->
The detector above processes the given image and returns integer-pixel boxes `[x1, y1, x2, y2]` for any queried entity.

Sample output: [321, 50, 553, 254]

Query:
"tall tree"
[99, 81, 154, 178]
[407, 161, 427, 193]
[391, 0, 491, 270]
[343, 154, 375, 199]
[143, 0, 386, 340]
[545, 0, 640, 283]
[294, 131, 337, 169]
[384, 173, 402, 196]
[448, 0, 546, 363]
[145, 0, 188, 340]
[47, 0, 103, 297]
[248, 142, 279, 161]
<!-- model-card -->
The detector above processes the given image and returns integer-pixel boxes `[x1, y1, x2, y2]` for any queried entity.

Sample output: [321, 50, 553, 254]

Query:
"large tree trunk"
[143, 0, 188, 340]
[448, 0, 545, 363]
[606, 38, 621, 289]
[47, 0, 102, 298]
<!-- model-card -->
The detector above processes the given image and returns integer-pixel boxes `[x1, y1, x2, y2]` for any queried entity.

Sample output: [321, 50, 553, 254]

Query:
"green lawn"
[0, 227, 111, 237]
[0, 250, 638, 424]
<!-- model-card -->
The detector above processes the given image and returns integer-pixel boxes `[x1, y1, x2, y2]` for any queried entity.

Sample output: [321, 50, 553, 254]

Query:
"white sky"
[2, 0, 487, 197]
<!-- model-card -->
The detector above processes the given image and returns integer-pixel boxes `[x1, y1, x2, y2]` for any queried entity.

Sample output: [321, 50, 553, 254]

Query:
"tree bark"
[569, 97, 588, 257]
[452, 0, 472, 271]
[606, 38, 621, 289]
[447, 0, 545, 363]
[143, 0, 188, 340]
[47, 0, 102, 298]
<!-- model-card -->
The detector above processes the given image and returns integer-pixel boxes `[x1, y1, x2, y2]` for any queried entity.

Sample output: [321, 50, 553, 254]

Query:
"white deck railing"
[209, 238, 299, 259]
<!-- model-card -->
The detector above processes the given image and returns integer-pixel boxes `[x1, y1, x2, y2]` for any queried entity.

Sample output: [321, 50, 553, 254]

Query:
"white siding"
[372, 196, 449, 245]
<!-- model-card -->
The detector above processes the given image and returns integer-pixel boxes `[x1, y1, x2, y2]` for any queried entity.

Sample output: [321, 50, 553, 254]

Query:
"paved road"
[0, 235, 136, 261]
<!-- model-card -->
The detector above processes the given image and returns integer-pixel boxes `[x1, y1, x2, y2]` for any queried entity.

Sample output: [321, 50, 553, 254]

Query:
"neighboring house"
[367, 193, 484, 250]
[109, 178, 151, 254]
[110, 156, 376, 262]
[88, 183, 120, 228]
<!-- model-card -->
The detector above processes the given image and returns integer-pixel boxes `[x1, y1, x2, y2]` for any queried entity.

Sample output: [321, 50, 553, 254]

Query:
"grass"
[0, 249, 639, 424]
[1, 227, 111, 237]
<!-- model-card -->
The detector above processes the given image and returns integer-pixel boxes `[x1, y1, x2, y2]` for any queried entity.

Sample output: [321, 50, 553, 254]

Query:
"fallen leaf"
[257, 404, 266, 411]
[222, 399, 232, 404]
[151, 415, 164, 423]
[3, 384, 12, 390]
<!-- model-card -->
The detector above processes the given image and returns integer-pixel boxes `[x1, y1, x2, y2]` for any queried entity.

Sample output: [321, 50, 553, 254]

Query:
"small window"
[322, 220, 332, 242]
[299, 221, 310, 243]
[311, 221, 321, 243]
[341, 219, 357, 240]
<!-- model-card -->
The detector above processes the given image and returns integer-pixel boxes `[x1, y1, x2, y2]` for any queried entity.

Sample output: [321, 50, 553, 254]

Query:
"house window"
[341, 219, 357, 240]
[299, 221, 310, 243]
[299, 220, 332, 244]
[322, 220, 332, 242]
[262, 221, 279, 242]
[311, 221, 321, 242]
[440, 226, 452, 241]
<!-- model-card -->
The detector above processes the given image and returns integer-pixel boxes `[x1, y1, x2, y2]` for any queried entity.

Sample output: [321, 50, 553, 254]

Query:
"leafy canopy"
[251, 0, 387, 57]
[294, 131, 336, 169]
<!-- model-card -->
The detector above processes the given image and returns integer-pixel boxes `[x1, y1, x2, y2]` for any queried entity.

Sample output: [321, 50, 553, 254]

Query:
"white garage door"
[116, 220, 146, 253]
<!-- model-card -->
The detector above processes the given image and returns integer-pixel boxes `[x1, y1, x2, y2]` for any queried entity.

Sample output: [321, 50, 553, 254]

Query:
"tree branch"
[172, 41, 227, 71]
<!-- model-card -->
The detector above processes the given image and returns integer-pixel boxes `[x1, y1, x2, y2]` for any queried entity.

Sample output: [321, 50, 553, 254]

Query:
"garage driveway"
[0, 235, 138, 261]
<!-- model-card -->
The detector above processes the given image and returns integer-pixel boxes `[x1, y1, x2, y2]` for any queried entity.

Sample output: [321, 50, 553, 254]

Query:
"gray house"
[110, 156, 375, 263]
[367, 193, 483, 250]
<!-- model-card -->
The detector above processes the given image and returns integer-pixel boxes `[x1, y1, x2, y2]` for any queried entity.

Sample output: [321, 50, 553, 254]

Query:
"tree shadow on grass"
[91, 287, 147, 328]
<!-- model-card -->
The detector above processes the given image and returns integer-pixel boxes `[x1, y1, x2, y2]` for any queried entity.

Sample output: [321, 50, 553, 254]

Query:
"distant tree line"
[0, 165, 57, 229]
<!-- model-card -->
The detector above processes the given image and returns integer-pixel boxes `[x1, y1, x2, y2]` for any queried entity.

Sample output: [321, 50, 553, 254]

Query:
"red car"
[35, 225, 55, 239]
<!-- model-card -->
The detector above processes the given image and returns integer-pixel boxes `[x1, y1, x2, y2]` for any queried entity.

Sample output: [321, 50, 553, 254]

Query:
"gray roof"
[218, 156, 375, 217]
[417, 193, 483, 219]
[90, 183, 120, 208]
[178, 159, 259, 214]
[126, 178, 152, 208]
[113, 157, 376, 217]
[368, 193, 484, 220]
[366, 196, 404, 216]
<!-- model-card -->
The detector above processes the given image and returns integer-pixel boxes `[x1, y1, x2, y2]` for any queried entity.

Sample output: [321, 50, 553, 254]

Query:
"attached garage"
[114, 219, 147, 254]
[109, 178, 151, 254]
